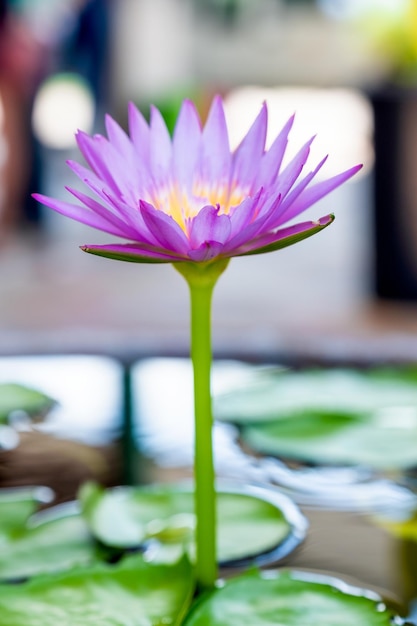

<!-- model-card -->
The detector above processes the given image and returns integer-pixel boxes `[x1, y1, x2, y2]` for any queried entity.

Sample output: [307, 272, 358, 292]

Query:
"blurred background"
[0, 0, 417, 360]
[2, 1, 417, 591]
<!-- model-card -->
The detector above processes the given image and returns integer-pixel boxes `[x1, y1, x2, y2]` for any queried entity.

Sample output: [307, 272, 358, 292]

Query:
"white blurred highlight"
[318, 0, 410, 20]
[223, 86, 373, 179]
[32, 74, 95, 150]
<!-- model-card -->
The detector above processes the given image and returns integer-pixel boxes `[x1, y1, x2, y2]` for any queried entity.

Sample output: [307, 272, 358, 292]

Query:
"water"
[130, 357, 417, 620]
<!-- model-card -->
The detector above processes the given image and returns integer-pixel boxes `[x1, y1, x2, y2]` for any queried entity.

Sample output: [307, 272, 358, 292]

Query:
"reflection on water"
[0, 355, 124, 445]
[131, 358, 417, 507]
[0, 355, 125, 502]
[131, 357, 417, 617]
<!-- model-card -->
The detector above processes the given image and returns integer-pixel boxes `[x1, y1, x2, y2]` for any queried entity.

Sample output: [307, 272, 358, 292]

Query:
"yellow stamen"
[150, 179, 248, 232]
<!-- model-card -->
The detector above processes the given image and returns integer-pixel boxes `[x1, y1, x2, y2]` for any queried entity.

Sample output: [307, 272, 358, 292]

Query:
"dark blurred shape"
[58, 0, 111, 123]
[0, 0, 6, 24]
[0, 0, 47, 234]
[0, 430, 120, 504]
[0, 0, 111, 234]
[27, 0, 111, 224]
[371, 86, 417, 300]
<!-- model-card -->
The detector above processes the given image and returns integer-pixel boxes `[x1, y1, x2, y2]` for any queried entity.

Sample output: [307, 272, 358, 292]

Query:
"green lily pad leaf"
[0, 554, 194, 626]
[0, 383, 55, 423]
[216, 367, 417, 470]
[0, 494, 102, 580]
[0, 487, 52, 535]
[80, 483, 305, 566]
[215, 367, 417, 424]
[183, 569, 399, 626]
[242, 406, 417, 470]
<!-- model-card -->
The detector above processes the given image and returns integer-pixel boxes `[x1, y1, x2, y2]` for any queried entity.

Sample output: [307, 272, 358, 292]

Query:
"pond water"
[131, 357, 417, 622]
[1, 354, 417, 621]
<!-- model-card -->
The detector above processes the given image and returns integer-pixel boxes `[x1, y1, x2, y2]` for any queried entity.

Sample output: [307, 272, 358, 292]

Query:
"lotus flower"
[32, 96, 362, 592]
[33, 96, 361, 264]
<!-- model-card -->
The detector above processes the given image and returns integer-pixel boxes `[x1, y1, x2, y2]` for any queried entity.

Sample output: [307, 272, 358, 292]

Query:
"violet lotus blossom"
[32, 96, 363, 592]
[33, 96, 361, 264]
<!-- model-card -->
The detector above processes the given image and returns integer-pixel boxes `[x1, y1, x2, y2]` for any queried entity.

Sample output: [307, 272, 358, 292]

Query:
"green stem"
[190, 278, 216, 590]
[174, 259, 229, 591]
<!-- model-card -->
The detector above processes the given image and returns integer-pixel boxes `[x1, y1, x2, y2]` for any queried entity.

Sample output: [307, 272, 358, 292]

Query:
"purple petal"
[173, 100, 202, 186]
[66, 158, 122, 203]
[67, 159, 104, 189]
[32, 193, 131, 238]
[73, 174, 156, 242]
[65, 186, 139, 239]
[68, 151, 145, 206]
[75, 131, 118, 193]
[275, 137, 314, 200]
[149, 106, 173, 183]
[128, 102, 150, 163]
[104, 116, 149, 192]
[75, 131, 139, 204]
[201, 95, 231, 183]
[81, 242, 187, 263]
[188, 241, 225, 262]
[67, 160, 136, 225]
[231, 102, 267, 188]
[67, 158, 138, 208]
[224, 192, 280, 252]
[105, 114, 134, 157]
[262, 156, 328, 230]
[253, 114, 295, 189]
[273, 156, 328, 222]
[228, 189, 264, 238]
[280, 164, 363, 222]
[189, 205, 231, 249]
[140, 200, 190, 254]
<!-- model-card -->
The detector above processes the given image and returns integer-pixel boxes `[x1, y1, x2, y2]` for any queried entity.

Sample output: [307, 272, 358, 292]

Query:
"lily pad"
[0, 487, 51, 535]
[215, 367, 417, 470]
[0, 383, 55, 424]
[80, 482, 306, 566]
[242, 407, 417, 470]
[0, 490, 99, 581]
[183, 569, 401, 626]
[215, 367, 417, 424]
[0, 554, 194, 626]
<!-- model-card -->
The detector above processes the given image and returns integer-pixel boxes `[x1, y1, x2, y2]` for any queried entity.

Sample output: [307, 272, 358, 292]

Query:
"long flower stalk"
[175, 259, 229, 591]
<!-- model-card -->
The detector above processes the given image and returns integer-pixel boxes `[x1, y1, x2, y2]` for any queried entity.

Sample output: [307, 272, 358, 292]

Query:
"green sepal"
[237, 215, 335, 257]
[81, 245, 175, 263]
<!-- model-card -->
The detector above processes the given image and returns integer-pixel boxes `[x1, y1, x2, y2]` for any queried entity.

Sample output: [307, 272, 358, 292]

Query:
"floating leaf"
[215, 367, 417, 424]
[0, 554, 194, 626]
[216, 367, 417, 469]
[80, 483, 306, 566]
[0, 497, 100, 581]
[0, 383, 55, 424]
[242, 407, 417, 469]
[183, 569, 400, 626]
[0, 487, 50, 535]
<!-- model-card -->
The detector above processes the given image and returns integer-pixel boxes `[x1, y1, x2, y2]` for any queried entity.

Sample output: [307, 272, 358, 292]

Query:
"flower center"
[150, 180, 247, 231]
